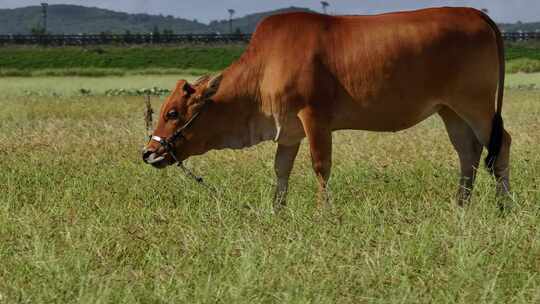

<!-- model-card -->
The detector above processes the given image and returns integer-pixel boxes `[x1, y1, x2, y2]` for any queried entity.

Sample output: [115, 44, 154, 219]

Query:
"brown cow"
[143, 7, 511, 209]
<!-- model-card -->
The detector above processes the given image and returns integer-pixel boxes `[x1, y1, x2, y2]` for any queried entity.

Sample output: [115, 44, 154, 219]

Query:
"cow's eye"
[166, 110, 179, 120]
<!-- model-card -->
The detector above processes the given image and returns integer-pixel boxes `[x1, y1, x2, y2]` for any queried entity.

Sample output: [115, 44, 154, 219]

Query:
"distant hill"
[0, 4, 207, 34]
[208, 7, 316, 34]
[0, 4, 316, 35]
[0, 4, 538, 35]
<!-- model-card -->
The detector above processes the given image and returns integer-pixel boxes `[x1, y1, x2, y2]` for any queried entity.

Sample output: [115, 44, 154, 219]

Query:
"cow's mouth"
[143, 152, 173, 169]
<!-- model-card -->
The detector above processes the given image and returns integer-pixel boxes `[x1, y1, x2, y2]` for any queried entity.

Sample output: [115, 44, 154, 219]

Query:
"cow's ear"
[203, 73, 223, 99]
[183, 82, 196, 96]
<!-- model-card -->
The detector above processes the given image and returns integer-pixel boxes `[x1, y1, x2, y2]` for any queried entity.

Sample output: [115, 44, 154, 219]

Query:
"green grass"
[506, 43, 540, 61]
[0, 46, 244, 71]
[507, 59, 540, 74]
[0, 77, 539, 303]
[506, 43, 540, 73]
[1, 44, 540, 76]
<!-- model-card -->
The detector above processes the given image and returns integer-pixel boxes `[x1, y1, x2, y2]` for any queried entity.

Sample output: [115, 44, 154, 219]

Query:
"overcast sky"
[0, 0, 538, 23]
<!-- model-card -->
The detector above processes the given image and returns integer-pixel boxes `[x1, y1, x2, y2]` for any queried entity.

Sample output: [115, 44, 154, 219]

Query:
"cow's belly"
[331, 96, 442, 132]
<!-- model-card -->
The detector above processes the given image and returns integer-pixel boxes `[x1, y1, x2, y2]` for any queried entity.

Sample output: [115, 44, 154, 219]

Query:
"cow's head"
[142, 74, 222, 168]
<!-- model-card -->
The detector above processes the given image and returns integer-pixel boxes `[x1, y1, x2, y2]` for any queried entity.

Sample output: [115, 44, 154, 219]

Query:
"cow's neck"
[207, 61, 276, 150]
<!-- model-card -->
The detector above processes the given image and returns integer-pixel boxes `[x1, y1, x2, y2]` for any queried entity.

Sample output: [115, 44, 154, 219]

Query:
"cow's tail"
[480, 11, 505, 174]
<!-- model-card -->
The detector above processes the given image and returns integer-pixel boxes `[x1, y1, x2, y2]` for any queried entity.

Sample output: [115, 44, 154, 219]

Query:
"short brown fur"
[143, 7, 511, 209]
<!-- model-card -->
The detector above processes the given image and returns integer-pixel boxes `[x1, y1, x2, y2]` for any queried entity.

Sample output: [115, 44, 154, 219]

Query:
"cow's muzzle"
[142, 147, 170, 168]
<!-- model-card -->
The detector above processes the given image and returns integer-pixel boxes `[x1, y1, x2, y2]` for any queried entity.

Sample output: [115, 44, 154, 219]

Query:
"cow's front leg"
[273, 143, 301, 210]
[299, 110, 332, 209]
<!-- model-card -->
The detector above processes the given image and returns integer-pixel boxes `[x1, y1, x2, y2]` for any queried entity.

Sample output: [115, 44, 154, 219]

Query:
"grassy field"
[0, 46, 244, 73]
[506, 42, 540, 61]
[2, 72, 540, 98]
[0, 44, 540, 76]
[0, 75, 197, 97]
[0, 75, 539, 303]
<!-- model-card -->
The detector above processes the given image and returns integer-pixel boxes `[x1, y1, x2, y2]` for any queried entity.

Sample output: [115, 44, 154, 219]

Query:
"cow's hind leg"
[273, 142, 301, 210]
[494, 130, 511, 197]
[490, 127, 512, 210]
[447, 103, 512, 209]
[439, 107, 483, 205]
